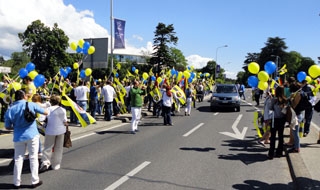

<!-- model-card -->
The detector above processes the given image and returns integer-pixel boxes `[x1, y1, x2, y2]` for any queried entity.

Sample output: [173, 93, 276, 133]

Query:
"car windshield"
[214, 86, 237, 93]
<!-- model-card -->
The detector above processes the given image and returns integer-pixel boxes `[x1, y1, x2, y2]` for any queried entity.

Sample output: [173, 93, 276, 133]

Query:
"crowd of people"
[254, 76, 316, 159]
[1, 74, 211, 188]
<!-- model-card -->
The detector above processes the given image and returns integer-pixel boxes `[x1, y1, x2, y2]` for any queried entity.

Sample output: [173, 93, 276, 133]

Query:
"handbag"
[24, 102, 36, 122]
[63, 126, 72, 148]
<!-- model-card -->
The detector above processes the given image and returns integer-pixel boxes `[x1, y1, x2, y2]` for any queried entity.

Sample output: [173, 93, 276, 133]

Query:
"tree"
[151, 23, 178, 75]
[168, 47, 187, 71]
[18, 20, 72, 78]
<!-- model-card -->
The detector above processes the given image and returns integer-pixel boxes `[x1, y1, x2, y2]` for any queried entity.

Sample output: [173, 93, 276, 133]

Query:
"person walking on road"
[301, 79, 315, 137]
[74, 80, 89, 124]
[5, 90, 48, 188]
[101, 80, 116, 121]
[40, 95, 68, 172]
[162, 84, 174, 126]
[185, 86, 193, 116]
[130, 80, 146, 134]
[239, 83, 246, 100]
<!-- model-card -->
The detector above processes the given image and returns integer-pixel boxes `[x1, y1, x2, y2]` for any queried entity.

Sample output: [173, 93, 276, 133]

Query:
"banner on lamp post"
[114, 18, 126, 49]
[216, 65, 220, 74]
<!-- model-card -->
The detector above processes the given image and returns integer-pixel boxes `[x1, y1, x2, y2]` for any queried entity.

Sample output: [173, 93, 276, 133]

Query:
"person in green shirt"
[130, 80, 146, 134]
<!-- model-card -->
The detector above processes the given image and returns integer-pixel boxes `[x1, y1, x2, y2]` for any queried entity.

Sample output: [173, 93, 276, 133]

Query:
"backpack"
[292, 89, 311, 114]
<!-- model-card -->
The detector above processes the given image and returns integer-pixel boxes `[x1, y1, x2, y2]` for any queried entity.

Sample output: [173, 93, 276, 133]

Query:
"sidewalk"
[250, 91, 320, 189]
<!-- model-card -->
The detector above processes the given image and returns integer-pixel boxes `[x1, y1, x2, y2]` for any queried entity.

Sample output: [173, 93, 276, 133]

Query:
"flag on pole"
[114, 18, 126, 49]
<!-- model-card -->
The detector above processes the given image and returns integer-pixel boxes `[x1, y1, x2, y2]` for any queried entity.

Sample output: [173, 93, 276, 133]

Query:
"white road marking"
[0, 158, 12, 165]
[72, 123, 128, 141]
[105, 161, 151, 190]
[183, 123, 204, 137]
[213, 112, 219, 116]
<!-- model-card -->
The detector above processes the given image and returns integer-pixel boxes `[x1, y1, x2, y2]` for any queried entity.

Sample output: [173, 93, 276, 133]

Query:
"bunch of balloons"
[59, 67, 72, 78]
[247, 61, 277, 90]
[70, 39, 95, 55]
[18, 62, 46, 88]
[79, 68, 92, 79]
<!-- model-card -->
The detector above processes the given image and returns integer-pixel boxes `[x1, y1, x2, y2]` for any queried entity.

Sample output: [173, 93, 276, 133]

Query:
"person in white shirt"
[162, 85, 174, 125]
[40, 95, 68, 172]
[74, 80, 89, 124]
[101, 80, 116, 121]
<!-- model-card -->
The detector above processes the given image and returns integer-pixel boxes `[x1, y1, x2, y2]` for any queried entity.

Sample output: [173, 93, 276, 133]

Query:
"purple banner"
[114, 18, 125, 49]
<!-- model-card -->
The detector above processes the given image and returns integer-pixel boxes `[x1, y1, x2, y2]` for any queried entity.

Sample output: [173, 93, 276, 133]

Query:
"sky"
[0, 0, 319, 79]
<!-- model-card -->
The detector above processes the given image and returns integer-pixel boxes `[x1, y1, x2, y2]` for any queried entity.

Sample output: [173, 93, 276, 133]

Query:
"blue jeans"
[76, 100, 87, 124]
[293, 112, 304, 149]
[104, 102, 112, 121]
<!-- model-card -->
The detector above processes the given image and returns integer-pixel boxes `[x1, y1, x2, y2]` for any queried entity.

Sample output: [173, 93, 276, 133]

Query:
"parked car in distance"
[210, 84, 240, 112]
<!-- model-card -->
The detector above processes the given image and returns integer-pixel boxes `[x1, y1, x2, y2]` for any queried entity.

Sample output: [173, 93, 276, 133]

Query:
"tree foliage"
[18, 20, 72, 78]
[150, 23, 178, 75]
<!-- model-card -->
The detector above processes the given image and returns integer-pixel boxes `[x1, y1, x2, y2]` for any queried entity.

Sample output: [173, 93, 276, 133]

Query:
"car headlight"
[233, 96, 240, 101]
[211, 96, 218, 101]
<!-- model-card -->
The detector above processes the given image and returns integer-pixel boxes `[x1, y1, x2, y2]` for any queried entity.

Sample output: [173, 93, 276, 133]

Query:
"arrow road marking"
[219, 114, 248, 140]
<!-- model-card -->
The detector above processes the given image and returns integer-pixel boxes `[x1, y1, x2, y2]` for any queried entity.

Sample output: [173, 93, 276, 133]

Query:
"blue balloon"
[188, 77, 193, 83]
[151, 76, 156, 81]
[115, 73, 119, 78]
[171, 69, 176, 76]
[80, 70, 86, 79]
[60, 68, 68, 78]
[247, 75, 258, 87]
[19, 68, 28, 78]
[76, 46, 82, 53]
[66, 67, 72, 74]
[26, 62, 35, 72]
[264, 61, 276, 75]
[34, 74, 45, 88]
[297, 71, 307, 82]
[83, 41, 90, 50]
[132, 66, 136, 72]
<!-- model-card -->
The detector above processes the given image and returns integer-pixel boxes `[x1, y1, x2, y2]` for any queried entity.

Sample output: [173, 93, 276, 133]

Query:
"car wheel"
[235, 106, 240, 112]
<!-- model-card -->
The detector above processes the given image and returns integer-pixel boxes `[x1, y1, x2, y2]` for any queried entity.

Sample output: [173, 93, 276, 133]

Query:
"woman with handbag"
[40, 95, 68, 172]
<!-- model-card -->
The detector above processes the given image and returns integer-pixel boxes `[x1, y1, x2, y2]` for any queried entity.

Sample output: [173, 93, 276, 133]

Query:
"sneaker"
[185, 112, 187, 116]
[303, 133, 308, 137]
[135, 129, 139, 132]
[52, 164, 60, 170]
[39, 164, 49, 173]
[169, 123, 174, 126]
[130, 131, 136, 134]
[31, 180, 43, 188]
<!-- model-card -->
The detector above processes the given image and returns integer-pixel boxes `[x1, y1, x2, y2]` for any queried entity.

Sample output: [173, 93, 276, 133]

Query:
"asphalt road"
[0, 98, 295, 190]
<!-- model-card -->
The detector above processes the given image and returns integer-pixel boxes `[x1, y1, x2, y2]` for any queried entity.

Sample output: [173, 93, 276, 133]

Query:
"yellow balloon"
[88, 46, 95, 54]
[73, 62, 79, 69]
[248, 62, 260, 74]
[70, 42, 77, 51]
[134, 69, 139, 74]
[305, 76, 312, 84]
[183, 70, 191, 79]
[257, 71, 269, 82]
[28, 71, 38, 80]
[258, 81, 268, 90]
[85, 68, 92, 76]
[142, 72, 149, 80]
[308, 65, 320, 78]
[157, 77, 162, 84]
[78, 39, 85, 48]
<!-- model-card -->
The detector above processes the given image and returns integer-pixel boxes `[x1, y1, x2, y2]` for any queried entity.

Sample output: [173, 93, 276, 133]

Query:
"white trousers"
[131, 107, 141, 131]
[41, 134, 64, 169]
[185, 98, 192, 114]
[14, 135, 40, 186]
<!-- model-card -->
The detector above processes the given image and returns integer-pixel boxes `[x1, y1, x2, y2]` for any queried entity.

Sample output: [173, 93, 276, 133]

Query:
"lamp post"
[271, 55, 281, 80]
[215, 45, 228, 85]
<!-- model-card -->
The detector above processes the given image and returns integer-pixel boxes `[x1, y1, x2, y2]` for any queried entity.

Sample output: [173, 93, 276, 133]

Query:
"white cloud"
[186, 54, 212, 69]
[0, 0, 108, 58]
[132, 34, 143, 41]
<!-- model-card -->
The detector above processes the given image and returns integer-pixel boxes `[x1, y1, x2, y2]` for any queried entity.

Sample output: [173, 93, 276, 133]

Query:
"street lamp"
[215, 45, 228, 85]
[271, 55, 281, 80]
